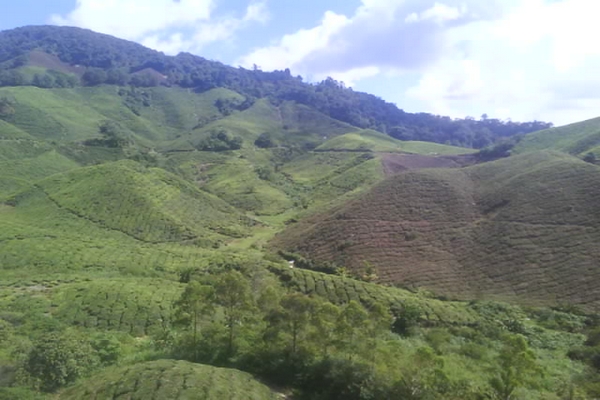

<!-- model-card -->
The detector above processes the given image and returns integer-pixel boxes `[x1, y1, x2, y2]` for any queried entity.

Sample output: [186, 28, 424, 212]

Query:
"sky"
[1, 0, 599, 126]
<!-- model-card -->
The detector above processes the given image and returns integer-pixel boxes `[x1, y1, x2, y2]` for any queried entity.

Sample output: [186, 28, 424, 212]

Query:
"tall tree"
[278, 293, 316, 356]
[173, 281, 215, 361]
[213, 271, 254, 357]
[489, 335, 541, 400]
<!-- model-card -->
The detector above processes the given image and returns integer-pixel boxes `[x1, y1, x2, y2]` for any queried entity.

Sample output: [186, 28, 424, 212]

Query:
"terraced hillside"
[0, 159, 270, 280]
[272, 151, 600, 309]
[515, 116, 600, 157]
[59, 360, 279, 400]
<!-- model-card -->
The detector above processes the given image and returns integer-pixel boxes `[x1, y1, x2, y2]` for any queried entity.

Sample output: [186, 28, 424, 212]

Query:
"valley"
[0, 25, 599, 400]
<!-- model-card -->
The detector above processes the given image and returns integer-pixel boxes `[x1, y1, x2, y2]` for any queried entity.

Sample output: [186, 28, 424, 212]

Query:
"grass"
[515, 116, 600, 156]
[272, 151, 600, 310]
[59, 359, 279, 399]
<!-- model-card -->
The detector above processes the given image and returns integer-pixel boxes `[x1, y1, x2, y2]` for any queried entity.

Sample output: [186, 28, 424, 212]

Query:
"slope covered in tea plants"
[59, 360, 279, 400]
[272, 151, 600, 309]
[515, 116, 600, 157]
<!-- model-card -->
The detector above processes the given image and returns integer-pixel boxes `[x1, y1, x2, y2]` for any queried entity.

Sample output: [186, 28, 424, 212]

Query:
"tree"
[391, 347, 450, 400]
[82, 68, 107, 86]
[90, 333, 121, 366]
[98, 120, 129, 148]
[31, 74, 54, 88]
[336, 301, 369, 359]
[310, 301, 341, 357]
[24, 332, 98, 392]
[0, 97, 15, 119]
[213, 271, 254, 357]
[391, 301, 422, 337]
[489, 335, 541, 400]
[106, 68, 130, 85]
[255, 132, 275, 148]
[583, 153, 597, 164]
[278, 294, 316, 356]
[173, 281, 216, 361]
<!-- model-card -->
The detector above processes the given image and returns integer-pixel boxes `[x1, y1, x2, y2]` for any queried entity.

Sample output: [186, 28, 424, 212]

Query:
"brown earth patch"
[381, 153, 478, 176]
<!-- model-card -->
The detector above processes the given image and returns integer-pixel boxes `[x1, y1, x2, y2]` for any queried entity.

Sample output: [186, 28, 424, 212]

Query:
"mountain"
[0, 25, 552, 149]
[272, 151, 600, 309]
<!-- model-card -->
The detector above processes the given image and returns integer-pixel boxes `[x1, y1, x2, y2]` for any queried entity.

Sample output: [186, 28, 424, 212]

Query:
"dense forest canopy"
[0, 25, 552, 148]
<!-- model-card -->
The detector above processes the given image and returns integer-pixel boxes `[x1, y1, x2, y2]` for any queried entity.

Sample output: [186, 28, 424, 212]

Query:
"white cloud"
[239, 0, 496, 82]
[51, 0, 215, 40]
[405, 2, 466, 24]
[407, 0, 600, 124]
[240, 0, 600, 125]
[238, 11, 350, 71]
[52, 0, 269, 55]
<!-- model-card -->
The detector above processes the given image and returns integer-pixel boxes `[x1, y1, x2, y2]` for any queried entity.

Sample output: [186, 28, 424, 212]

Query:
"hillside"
[515, 116, 600, 157]
[272, 151, 600, 309]
[0, 25, 552, 148]
[59, 360, 279, 399]
[2, 24, 600, 400]
[315, 129, 477, 155]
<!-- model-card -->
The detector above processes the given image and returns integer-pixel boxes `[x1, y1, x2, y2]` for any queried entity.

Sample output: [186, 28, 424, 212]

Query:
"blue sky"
[1, 0, 599, 126]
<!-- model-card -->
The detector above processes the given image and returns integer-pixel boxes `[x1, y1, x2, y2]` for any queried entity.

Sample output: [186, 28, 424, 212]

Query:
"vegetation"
[0, 25, 551, 149]
[59, 360, 279, 399]
[273, 151, 600, 308]
[514, 116, 600, 156]
[0, 23, 600, 400]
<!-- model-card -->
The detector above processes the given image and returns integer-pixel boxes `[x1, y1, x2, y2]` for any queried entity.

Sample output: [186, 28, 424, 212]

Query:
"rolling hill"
[272, 151, 600, 309]
[316, 129, 477, 155]
[514, 116, 600, 157]
[2, 24, 600, 400]
[59, 360, 279, 400]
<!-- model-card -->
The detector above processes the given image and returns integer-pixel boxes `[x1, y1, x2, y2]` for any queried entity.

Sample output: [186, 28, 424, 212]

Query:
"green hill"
[272, 151, 600, 309]
[2, 24, 600, 400]
[59, 360, 279, 400]
[515, 116, 600, 157]
[316, 129, 476, 155]
[32, 159, 252, 242]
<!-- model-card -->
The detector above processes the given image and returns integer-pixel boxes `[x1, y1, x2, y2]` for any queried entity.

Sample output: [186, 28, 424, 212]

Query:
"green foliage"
[0, 96, 15, 118]
[391, 301, 423, 336]
[173, 281, 215, 360]
[97, 119, 130, 148]
[90, 333, 121, 366]
[24, 331, 98, 392]
[213, 271, 255, 356]
[583, 152, 597, 164]
[478, 137, 519, 160]
[489, 335, 541, 400]
[196, 130, 243, 151]
[255, 132, 276, 148]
